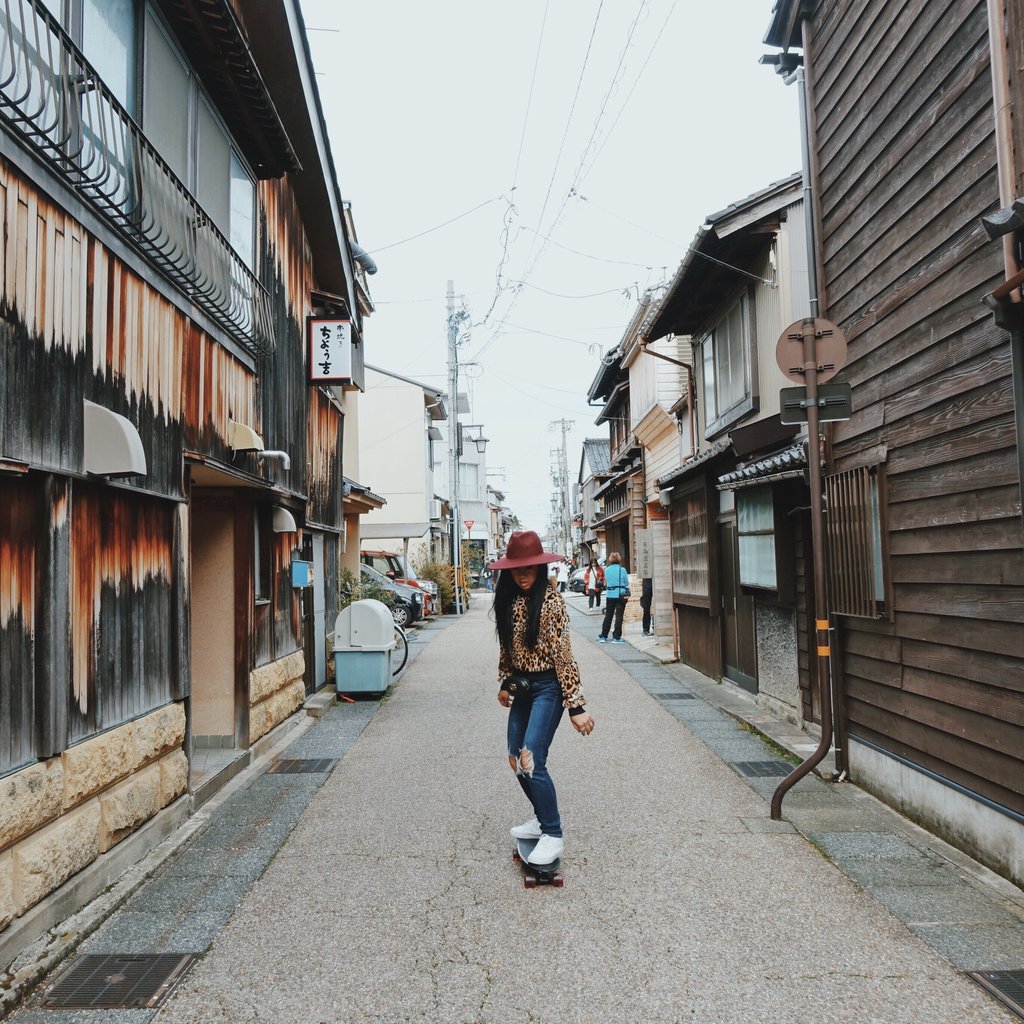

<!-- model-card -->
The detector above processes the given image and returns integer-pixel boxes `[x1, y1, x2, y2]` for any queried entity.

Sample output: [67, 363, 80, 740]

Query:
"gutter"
[638, 340, 696, 458]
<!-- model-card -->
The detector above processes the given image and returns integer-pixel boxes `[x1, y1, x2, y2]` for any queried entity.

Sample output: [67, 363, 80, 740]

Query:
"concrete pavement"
[6, 600, 1023, 1023]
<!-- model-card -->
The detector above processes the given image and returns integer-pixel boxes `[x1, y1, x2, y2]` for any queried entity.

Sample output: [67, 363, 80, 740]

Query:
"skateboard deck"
[513, 837, 564, 888]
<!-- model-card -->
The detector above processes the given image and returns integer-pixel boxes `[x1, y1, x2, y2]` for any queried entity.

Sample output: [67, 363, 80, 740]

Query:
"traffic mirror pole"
[771, 317, 834, 820]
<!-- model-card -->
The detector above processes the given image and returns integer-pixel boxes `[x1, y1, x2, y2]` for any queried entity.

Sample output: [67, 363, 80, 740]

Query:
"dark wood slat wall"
[68, 487, 179, 743]
[0, 479, 38, 774]
[811, 1, 1024, 814]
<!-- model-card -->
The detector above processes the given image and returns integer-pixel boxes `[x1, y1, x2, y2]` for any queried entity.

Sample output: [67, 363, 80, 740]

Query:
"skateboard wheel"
[512, 851, 522, 863]
[524, 875, 537, 889]
[552, 874, 564, 887]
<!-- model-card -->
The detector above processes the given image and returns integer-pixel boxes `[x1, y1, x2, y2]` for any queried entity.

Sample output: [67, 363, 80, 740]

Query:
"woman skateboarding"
[490, 531, 595, 867]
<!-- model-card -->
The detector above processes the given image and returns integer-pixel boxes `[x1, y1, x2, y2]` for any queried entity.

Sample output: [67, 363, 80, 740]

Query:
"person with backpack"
[597, 552, 629, 645]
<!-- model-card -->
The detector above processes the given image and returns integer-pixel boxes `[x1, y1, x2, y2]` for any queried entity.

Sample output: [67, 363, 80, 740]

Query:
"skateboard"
[513, 837, 564, 888]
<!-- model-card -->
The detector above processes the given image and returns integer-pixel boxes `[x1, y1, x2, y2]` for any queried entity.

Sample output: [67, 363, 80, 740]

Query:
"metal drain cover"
[653, 692, 696, 700]
[42, 954, 196, 1009]
[967, 970, 1024, 1019]
[268, 758, 337, 774]
[732, 760, 793, 778]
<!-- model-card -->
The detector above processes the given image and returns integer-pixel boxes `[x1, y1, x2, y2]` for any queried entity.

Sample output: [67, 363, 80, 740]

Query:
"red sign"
[463, 519, 475, 531]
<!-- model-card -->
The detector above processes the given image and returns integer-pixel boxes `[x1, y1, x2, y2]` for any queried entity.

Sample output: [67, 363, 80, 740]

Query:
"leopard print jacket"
[498, 586, 585, 712]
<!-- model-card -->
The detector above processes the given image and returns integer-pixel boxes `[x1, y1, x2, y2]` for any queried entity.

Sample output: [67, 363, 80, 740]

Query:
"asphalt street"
[6, 599, 1021, 1024]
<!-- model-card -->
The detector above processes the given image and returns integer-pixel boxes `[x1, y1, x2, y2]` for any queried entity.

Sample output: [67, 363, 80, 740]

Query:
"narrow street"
[7, 603, 1020, 1024]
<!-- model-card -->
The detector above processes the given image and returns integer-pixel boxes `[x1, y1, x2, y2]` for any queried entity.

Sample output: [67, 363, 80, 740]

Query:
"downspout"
[983, 0, 1024, 514]
[771, 15, 847, 814]
[638, 338, 696, 456]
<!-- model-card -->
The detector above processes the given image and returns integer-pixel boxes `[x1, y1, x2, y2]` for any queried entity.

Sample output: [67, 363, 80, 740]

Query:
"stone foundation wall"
[0, 703, 187, 932]
[249, 651, 305, 745]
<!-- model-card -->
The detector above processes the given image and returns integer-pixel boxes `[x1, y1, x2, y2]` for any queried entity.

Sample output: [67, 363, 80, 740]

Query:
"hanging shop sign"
[307, 318, 352, 385]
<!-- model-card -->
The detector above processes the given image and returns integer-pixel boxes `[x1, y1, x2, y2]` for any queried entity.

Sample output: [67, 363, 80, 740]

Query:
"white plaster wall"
[359, 368, 432, 525]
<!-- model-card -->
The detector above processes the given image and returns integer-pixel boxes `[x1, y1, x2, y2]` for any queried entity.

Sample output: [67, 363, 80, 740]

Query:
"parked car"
[569, 568, 587, 593]
[361, 549, 438, 615]
[360, 564, 422, 627]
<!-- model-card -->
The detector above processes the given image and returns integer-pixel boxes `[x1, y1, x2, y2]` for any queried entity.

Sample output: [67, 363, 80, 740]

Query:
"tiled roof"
[716, 444, 806, 488]
[582, 438, 611, 475]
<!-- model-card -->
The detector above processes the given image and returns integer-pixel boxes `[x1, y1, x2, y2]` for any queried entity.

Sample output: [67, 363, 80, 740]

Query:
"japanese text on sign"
[307, 318, 352, 384]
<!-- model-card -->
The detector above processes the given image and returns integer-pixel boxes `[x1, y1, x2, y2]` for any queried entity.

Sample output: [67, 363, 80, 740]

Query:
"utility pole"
[550, 418, 574, 558]
[447, 280, 464, 615]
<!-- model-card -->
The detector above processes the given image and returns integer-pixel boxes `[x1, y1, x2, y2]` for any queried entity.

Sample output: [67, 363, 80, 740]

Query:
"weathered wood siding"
[306, 388, 344, 530]
[811, 0, 1024, 813]
[0, 478, 37, 773]
[69, 485, 181, 742]
[0, 160, 260, 494]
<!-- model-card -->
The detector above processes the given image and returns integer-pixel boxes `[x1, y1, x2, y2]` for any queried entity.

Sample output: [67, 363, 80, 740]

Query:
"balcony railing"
[0, 0, 273, 356]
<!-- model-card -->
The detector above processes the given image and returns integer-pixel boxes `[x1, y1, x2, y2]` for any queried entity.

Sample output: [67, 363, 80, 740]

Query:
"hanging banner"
[307, 318, 352, 385]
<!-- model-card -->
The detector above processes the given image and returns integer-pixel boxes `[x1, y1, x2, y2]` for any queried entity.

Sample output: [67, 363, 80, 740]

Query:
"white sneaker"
[527, 834, 564, 865]
[510, 817, 542, 840]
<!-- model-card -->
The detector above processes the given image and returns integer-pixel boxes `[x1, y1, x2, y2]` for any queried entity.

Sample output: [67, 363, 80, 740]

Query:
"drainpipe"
[771, 319, 834, 820]
[770, 18, 843, 814]
[638, 338, 696, 456]
[983, 0, 1024, 510]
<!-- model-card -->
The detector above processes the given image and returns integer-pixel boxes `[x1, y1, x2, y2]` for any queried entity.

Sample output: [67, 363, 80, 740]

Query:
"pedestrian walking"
[597, 552, 629, 644]
[640, 577, 653, 635]
[490, 531, 595, 866]
[584, 558, 605, 609]
[556, 559, 569, 592]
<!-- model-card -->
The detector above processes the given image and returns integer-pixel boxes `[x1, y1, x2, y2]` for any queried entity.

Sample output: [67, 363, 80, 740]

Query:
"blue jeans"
[507, 676, 565, 838]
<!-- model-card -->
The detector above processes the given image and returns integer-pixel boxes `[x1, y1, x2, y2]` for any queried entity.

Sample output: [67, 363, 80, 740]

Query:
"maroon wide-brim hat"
[487, 530, 563, 570]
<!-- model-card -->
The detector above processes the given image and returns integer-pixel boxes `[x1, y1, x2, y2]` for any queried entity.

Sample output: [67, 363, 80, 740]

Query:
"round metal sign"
[775, 318, 847, 384]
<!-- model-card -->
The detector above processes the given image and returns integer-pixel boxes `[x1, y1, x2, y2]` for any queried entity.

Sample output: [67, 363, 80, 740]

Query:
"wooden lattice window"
[825, 464, 888, 618]
[670, 479, 711, 607]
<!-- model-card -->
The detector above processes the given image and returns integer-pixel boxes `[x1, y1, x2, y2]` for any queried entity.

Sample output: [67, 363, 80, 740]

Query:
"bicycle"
[392, 624, 409, 676]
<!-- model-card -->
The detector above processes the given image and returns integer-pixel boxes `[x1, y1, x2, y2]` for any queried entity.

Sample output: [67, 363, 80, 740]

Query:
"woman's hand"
[570, 711, 595, 736]
[498, 689, 513, 708]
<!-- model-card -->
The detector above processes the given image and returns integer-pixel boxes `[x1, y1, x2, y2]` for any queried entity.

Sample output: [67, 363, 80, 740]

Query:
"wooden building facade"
[765, 0, 1024, 885]
[649, 178, 811, 718]
[0, 0, 371, 960]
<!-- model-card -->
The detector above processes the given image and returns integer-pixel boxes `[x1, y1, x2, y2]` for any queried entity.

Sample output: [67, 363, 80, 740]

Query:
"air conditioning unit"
[429, 499, 442, 520]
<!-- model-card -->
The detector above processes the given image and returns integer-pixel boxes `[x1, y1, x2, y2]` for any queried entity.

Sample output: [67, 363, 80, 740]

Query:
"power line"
[518, 225, 654, 269]
[527, 0, 606, 262]
[510, 280, 635, 300]
[499, 0, 648, 341]
[580, 0, 679, 183]
[365, 195, 505, 254]
[512, 0, 551, 194]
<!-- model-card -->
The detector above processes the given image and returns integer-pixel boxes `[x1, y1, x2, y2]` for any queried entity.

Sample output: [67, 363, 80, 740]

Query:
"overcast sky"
[302, 0, 801, 533]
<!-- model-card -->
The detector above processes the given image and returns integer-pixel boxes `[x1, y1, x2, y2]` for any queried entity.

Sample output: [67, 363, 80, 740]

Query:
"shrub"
[413, 558, 456, 613]
[337, 567, 395, 611]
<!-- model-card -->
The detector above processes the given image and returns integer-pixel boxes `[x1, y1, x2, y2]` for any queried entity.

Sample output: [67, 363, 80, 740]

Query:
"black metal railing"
[0, 0, 273, 356]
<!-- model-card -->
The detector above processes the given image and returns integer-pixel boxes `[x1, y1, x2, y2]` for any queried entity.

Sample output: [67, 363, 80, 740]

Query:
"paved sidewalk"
[10, 603, 1022, 1023]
